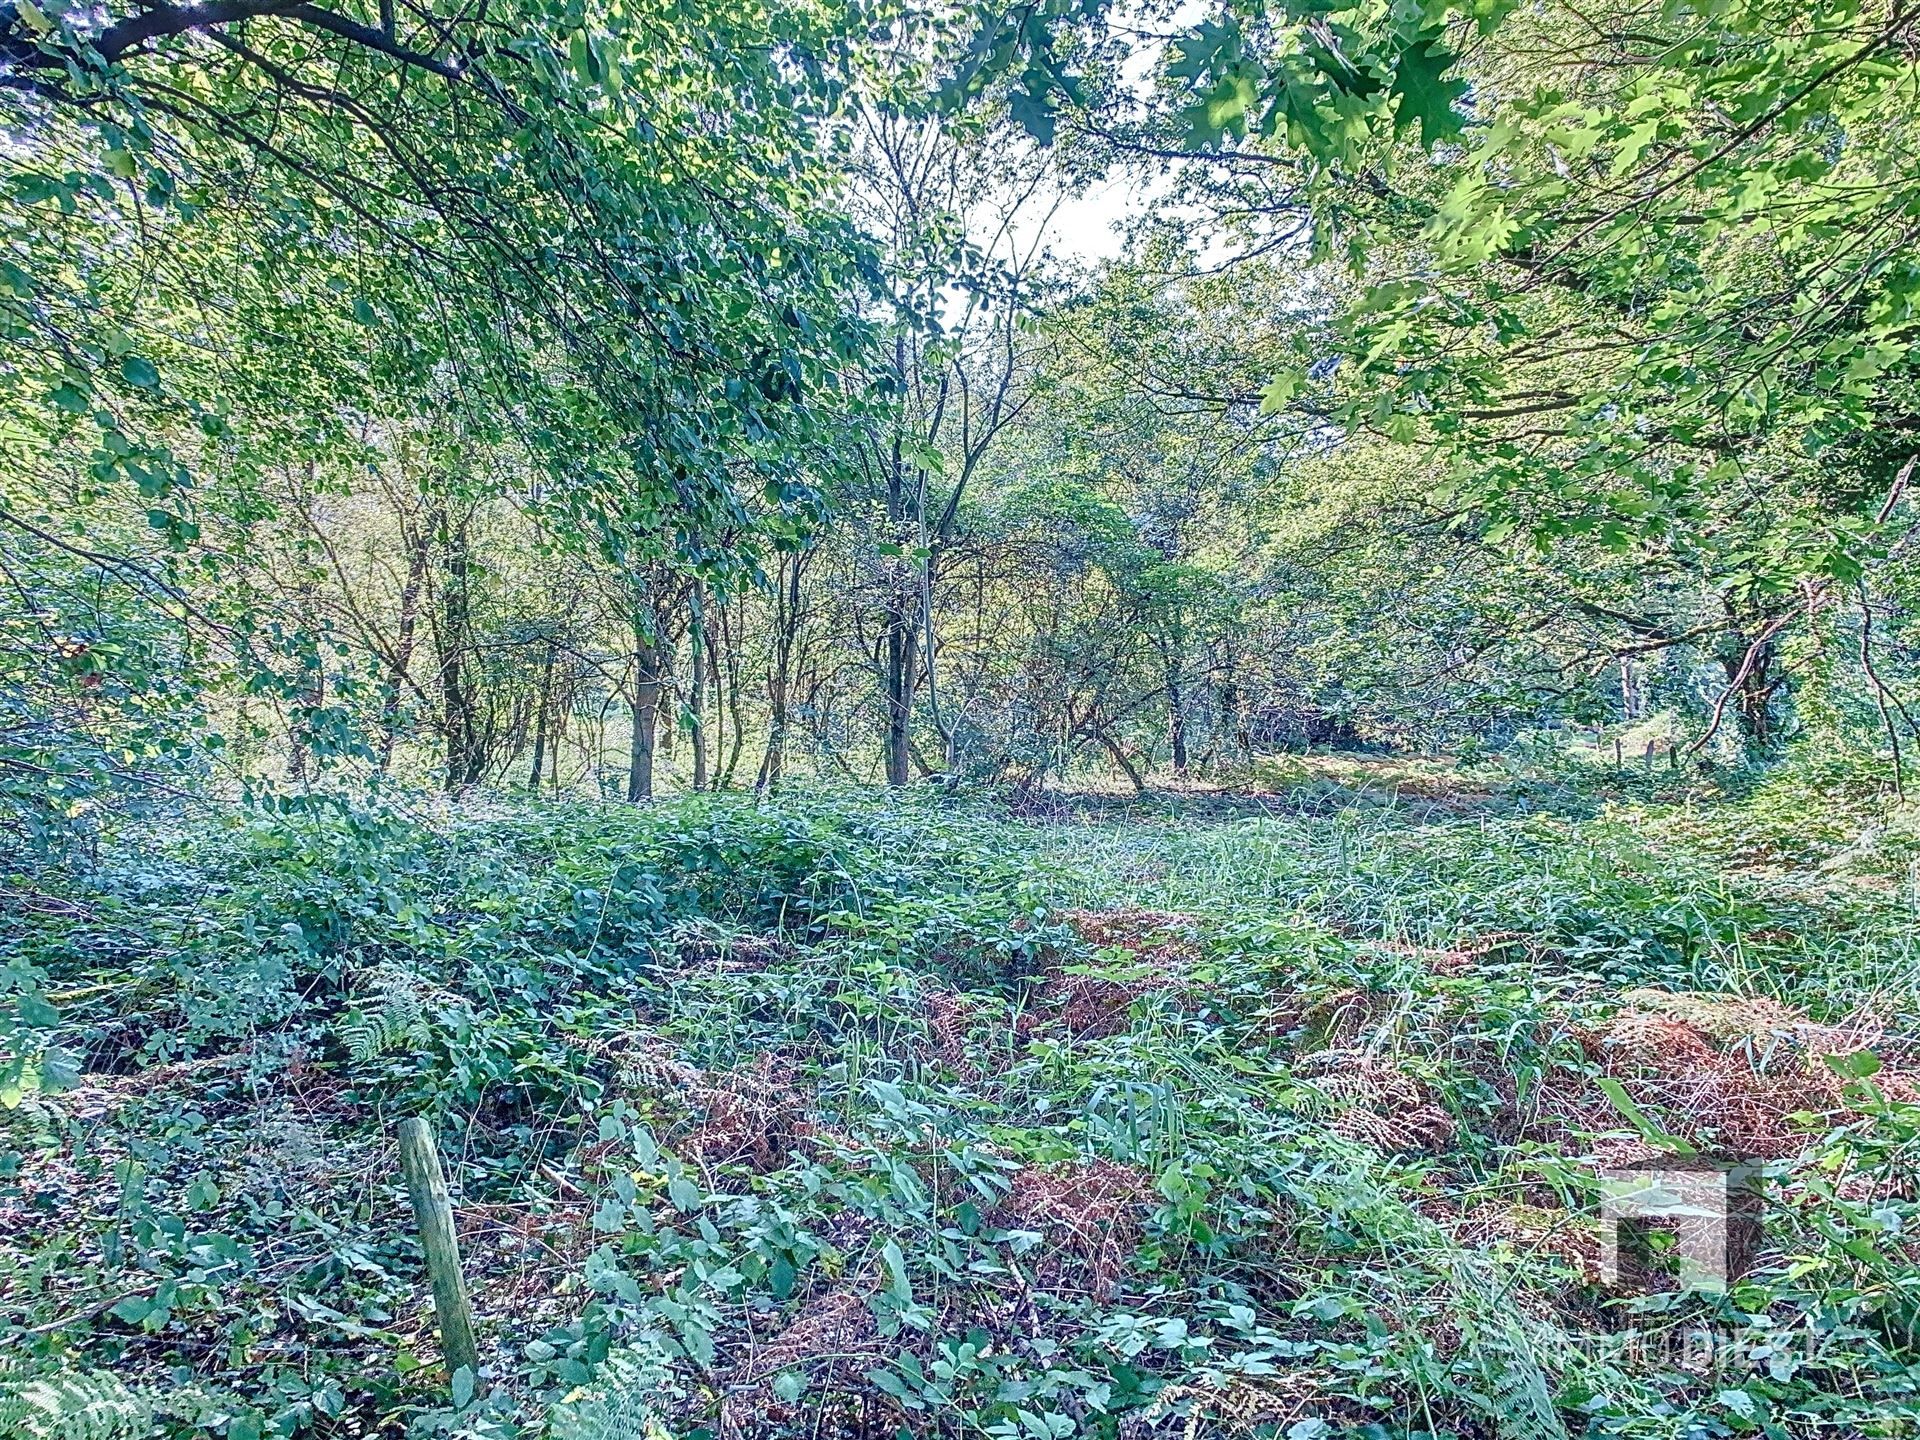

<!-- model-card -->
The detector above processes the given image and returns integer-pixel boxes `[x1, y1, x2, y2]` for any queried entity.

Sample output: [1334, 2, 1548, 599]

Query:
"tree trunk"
[1719, 602, 1786, 750]
[719, 597, 745, 789]
[1218, 646, 1249, 764]
[688, 588, 708, 791]
[1092, 727, 1148, 794]
[379, 523, 429, 771]
[627, 636, 662, 803]
[527, 637, 556, 791]
[1166, 668, 1189, 776]
[286, 589, 322, 785]
[757, 554, 804, 793]
[1729, 645, 1779, 748]
[287, 462, 324, 783]
[883, 608, 916, 787]
[435, 508, 484, 791]
[881, 336, 919, 790]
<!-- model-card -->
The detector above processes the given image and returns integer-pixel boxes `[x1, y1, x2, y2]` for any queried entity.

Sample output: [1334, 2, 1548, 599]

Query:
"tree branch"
[1, 0, 467, 84]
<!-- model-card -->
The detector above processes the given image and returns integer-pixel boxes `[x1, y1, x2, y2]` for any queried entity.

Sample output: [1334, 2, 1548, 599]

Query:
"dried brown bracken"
[994, 1158, 1154, 1297]
[1524, 989, 1920, 1161]
[667, 917, 795, 973]
[454, 1198, 595, 1326]
[1132, 1370, 1341, 1438]
[737, 1287, 880, 1385]
[590, 1040, 815, 1175]
[922, 988, 984, 1078]
[1040, 908, 1203, 1039]
[1284, 985, 1399, 1051]
[1366, 930, 1529, 976]
[1298, 1050, 1458, 1154]
[718, 1287, 893, 1440]
[684, 1051, 811, 1173]
[1441, 1199, 1600, 1281]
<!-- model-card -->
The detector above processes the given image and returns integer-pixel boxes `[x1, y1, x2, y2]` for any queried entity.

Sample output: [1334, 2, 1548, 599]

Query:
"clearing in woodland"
[9, 2, 1920, 1435]
[4, 756, 1918, 1438]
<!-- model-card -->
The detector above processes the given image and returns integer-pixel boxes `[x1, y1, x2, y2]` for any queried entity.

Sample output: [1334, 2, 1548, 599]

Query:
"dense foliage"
[5, 765, 1920, 1436]
[6, 0, 1920, 1436]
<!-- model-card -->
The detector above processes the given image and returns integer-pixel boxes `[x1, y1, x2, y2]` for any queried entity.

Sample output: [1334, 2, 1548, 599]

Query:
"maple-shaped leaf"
[1009, 81, 1058, 144]
[1168, 17, 1242, 85]
[1389, 32, 1468, 147]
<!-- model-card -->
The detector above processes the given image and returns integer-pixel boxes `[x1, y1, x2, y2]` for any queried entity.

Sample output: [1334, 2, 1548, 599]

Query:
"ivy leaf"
[1390, 33, 1468, 146]
[121, 355, 159, 389]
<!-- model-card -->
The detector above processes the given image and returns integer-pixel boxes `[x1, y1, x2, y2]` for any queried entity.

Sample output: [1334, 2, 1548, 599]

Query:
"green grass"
[2, 761, 1918, 1439]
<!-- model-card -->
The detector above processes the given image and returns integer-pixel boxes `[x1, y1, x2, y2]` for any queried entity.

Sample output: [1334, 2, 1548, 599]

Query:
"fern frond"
[545, 1343, 674, 1440]
[334, 963, 441, 1063]
[1449, 1259, 1570, 1440]
[0, 1368, 152, 1440]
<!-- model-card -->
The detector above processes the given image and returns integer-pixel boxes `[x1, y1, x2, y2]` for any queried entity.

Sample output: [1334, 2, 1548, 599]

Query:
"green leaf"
[1390, 33, 1468, 146]
[882, 1237, 912, 1304]
[1258, 370, 1301, 414]
[864, 1367, 918, 1405]
[666, 1171, 702, 1211]
[1595, 1076, 1696, 1155]
[121, 355, 160, 389]
[1823, 1049, 1882, 1080]
[1008, 85, 1057, 146]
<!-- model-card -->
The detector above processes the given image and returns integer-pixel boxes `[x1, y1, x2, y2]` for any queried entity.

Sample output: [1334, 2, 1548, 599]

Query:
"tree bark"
[1218, 644, 1249, 764]
[1092, 727, 1148, 794]
[527, 637, 555, 791]
[688, 586, 708, 791]
[435, 508, 484, 791]
[883, 611, 916, 787]
[1166, 668, 1189, 775]
[757, 552, 805, 793]
[627, 635, 662, 803]
[378, 521, 429, 771]
[1718, 602, 1786, 750]
[719, 596, 745, 789]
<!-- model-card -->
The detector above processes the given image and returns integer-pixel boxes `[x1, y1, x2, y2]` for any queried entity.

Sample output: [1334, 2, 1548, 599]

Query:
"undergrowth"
[2, 762, 1918, 1439]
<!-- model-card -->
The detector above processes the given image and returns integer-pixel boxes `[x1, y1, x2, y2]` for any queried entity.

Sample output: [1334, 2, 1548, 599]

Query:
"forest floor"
[3, 755, 1920, 1439]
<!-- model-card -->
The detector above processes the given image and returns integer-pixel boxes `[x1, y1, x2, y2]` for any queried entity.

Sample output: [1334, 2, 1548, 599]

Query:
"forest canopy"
[5, 0, 1918, 827]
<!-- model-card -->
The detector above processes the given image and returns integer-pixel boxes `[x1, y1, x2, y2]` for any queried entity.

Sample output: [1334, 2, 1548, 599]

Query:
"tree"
[0, 0, 882, 830]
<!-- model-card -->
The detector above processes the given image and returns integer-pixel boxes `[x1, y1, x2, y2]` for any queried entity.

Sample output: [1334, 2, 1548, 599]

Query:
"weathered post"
[397, 1117, 480, 1381]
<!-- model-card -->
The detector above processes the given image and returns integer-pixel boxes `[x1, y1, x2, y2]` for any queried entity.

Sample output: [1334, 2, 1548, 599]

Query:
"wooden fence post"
[397, 1117, 480, 1381]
